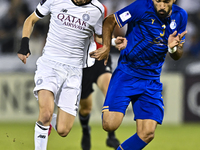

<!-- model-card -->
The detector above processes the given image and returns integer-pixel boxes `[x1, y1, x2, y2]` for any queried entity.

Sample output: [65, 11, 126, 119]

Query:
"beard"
[156, 9, 171, 19]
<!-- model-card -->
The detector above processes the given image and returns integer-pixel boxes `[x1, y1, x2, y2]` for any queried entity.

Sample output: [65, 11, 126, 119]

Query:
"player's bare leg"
[34, 90, 54, 150]
[56, 108, 76, 137]
[97, 73, 120, 149]
[102, 111, 124, 132]
[97, 73, 111, 96]
[136, 119, 157, 143]
[79, 94, 92, 150]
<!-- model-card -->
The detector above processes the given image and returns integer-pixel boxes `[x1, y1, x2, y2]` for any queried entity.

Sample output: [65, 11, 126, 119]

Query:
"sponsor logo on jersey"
[38, 134, 46, 138]
[82, 14, 90, 21]
[170, 20, 176, 30]
[151, 19, 155, 24]
[119, 11, 131, 22]
[61, 9, 68, 13]
[57, 13, 87, 30]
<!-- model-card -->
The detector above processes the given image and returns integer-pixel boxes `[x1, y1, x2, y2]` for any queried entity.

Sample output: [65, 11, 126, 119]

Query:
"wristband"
[18, 37, 31, 55]
[168, 45, 177, 54]
[111, 38, 116, 46]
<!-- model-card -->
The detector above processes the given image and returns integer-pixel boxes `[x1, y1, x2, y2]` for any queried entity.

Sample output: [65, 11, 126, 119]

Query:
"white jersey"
[34, 0, 104, 68]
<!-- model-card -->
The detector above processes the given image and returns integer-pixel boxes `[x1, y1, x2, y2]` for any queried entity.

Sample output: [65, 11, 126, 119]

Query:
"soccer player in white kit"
[17, 0, 105, 149]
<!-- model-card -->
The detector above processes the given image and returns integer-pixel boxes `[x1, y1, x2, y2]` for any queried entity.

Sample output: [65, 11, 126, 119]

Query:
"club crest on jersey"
[170, 20, 176, 30]
[36, 79, 43, 85]
[82, 14, 90, 21]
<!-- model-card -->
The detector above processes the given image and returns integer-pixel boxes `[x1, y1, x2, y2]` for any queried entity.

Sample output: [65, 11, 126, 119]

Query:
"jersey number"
[160, 25, 166, 37]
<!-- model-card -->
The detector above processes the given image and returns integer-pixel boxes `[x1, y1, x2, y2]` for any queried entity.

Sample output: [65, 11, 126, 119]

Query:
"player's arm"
[94, 34, 102, 45]
[17, 12, 40, 64]
[168, 30, 187, 60]
[90, 14, 117, 65]
[95, 34, 127, 51]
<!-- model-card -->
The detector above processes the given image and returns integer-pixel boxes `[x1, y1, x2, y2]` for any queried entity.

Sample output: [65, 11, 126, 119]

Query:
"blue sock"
[117, 133, 147, 150]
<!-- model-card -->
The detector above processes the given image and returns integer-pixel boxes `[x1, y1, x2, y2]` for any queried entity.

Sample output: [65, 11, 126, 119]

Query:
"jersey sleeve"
[114, 0, 144, 28]
[94, 9, 104, 36]
[178, 9, 188, 44]
[34, 0, 53, 19]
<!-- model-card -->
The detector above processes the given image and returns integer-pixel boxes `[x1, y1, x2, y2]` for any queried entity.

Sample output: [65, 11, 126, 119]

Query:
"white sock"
[51, 113, 57, 131]
[34, 122, 49, 150]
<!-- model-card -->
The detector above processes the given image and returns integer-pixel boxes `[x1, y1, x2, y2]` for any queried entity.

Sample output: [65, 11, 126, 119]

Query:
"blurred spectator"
[0, 0, 199, 59]
[187, 34, 200, 57]
[0, 0, 30, 54]
[0, 0, 10, 21]
[176, 0, 200, 58]
[177, 0, 200, 15]
[23, 0, 40, 12]
[0, 0, 48, 55]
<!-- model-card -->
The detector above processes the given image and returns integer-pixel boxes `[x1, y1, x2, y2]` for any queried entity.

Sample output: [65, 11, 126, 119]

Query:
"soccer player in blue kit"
[90, 0, 188, 149]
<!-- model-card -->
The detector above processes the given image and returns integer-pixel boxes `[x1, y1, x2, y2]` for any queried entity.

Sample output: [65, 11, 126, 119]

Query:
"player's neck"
[72, 0, 91, 6]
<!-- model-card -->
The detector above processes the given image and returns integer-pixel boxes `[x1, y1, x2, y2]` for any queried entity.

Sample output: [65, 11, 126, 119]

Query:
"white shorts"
[33, 57, 82, 116]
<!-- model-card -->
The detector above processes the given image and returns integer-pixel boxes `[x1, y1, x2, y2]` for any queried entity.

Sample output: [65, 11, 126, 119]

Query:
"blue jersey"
[114, 0, 187, 79]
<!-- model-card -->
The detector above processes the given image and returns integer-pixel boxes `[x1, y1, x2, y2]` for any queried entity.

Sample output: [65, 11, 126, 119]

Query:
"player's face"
[72, 0, 92, 6]
[153, 0, 175, 19]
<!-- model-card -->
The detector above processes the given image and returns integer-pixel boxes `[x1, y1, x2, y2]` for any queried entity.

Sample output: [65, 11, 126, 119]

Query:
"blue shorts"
[102, 68, 164, 124]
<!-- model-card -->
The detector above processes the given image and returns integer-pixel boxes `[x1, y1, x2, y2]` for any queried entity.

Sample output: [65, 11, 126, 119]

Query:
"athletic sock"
[108, 131, 115, 138]
[51, 113, 57, 131]
[79, 112, 90, 129]
[117, 133, 147, 150]
[34, 122, 49, 150]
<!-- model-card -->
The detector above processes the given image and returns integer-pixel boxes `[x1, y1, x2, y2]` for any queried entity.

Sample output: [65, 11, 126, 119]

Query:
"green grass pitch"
[0, 122, 199, 150]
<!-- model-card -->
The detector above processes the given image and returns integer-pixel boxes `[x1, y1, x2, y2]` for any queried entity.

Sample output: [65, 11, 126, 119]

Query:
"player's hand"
[89, 45, 110, 65]
[115, 36, 127, 51]
[17, 37, 31, 64]
[168, 30, 187, 49]
[18, 53, 30, 64]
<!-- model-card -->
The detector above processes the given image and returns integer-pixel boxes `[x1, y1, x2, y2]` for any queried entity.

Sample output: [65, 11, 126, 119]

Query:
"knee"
[138, 129, 155, 143]
[102, 112, 123, 132]
[57, 126, 71, 137]
[102, 119, 117, 132]
[39, 111, 53, 124]
[79, 107, 92, 116]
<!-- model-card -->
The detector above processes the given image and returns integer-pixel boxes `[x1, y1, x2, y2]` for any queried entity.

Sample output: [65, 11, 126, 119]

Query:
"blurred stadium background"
[0, 0, 200, 149]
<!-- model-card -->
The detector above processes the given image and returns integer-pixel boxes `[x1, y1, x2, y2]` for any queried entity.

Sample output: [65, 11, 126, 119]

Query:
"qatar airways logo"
[57, 13, 87, 30]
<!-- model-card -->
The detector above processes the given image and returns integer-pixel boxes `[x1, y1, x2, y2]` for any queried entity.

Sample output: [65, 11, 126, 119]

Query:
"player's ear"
[173, 0, 176, 3]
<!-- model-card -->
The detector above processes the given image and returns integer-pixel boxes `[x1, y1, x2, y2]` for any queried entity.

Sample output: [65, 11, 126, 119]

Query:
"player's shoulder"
[132, 0, 151, 7]
[128, 0, 152, 13]
[91, 0, 104, 13]
[172, 4, 188, 17]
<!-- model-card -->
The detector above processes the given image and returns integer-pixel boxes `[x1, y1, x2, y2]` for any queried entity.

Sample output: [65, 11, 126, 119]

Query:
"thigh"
[97, 72, 112, 96]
